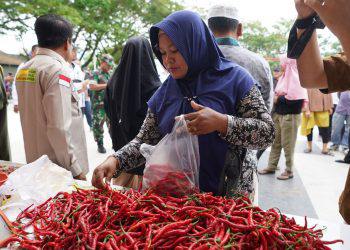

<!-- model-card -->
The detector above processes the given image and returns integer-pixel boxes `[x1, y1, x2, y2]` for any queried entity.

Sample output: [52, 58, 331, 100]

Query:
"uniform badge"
[15, 68, 37, 83]
[58, 74, 71, 88]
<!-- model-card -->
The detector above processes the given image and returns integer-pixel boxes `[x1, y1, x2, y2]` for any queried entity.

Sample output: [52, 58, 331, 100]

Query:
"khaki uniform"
[15, 48, 88, 177]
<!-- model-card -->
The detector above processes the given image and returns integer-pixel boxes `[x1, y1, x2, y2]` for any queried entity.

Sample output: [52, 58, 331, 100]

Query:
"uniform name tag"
[58, 74, 71, 88]
[15, 68, 37, 83]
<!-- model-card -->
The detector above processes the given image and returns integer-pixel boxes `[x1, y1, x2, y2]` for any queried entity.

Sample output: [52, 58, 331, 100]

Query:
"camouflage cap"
[100, 54, 114, 67]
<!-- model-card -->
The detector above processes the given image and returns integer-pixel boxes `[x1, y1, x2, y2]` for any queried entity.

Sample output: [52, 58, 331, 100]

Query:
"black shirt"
[274, 96, 304, 115]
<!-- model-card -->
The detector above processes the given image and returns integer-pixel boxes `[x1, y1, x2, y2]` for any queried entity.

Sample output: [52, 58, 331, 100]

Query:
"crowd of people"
[0, 0, 350, 223]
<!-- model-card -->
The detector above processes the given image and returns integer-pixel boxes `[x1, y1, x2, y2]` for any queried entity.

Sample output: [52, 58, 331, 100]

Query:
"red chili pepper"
[2, 188, 343, 249]
[152, 219, 192, 243]
[0, 236, 21, 248]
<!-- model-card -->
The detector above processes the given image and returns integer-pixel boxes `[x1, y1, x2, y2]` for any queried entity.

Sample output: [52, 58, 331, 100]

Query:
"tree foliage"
[240, 19, 293, 58]
[0, 0, 183, 67]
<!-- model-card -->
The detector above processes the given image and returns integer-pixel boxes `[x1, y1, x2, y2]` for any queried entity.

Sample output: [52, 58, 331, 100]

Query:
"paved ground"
[6, 102, 349, 224]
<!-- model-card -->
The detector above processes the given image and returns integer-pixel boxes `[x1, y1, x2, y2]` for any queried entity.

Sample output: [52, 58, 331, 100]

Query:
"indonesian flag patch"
[58, 74, 71, 88]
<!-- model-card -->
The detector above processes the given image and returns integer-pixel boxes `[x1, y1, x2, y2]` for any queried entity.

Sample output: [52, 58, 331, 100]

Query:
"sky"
[0, 0, 332, 55]
[185, 0, 297, 24]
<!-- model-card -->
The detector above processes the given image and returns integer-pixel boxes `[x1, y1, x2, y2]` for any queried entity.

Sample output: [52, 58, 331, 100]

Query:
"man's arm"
[89, 72, 108, 91]
[89, 81, 107, 91]
[42, 70, 84, 178]
[260, 62, 273, 112]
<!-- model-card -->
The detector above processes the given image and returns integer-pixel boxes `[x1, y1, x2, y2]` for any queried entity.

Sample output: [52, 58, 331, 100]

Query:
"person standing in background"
[259, 55, 307, 180]
[330, 92, 350, 153]
[207, 4, 273, 171]
[301, 89, 333, 155]
[4, 73, 14, 100]
[208, 5, 273, 112]
[70, 46, 86, 109]
[272, 67, 283, 90]
[90, 54, 114, 153]
[82, 68, 93, 129]
[104, 36, 161, 188]
[0, 66, 11, 161]
[69, 46, 92, 129]
[16, 14, 89, 180]
[329, 92, 340, 150]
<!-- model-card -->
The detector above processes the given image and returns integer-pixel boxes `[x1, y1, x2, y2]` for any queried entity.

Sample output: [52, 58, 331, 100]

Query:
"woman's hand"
[304, 0, 350, 41]
[183, 101, 228, 136]
[299, 0, 350, 58]
[305, 110, 311, 118]
[74, 173, 87, 181]
[92, 156, 119, 189]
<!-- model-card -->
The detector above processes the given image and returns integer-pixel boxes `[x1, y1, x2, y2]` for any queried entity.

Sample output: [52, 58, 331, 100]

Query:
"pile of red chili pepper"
[142, 164, 198, 196]
[0, 187, 343, 250]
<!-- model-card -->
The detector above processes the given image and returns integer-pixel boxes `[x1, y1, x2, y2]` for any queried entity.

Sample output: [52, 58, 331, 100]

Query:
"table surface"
[285, 214, 350, 249]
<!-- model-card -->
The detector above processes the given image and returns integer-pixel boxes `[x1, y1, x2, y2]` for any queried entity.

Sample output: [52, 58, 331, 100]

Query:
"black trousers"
[307, 127, 331, 144]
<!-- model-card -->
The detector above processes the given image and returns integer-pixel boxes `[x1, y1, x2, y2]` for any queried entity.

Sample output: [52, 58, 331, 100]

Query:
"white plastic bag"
[0, 155, 74, 220]
[141, 115, 200, 195]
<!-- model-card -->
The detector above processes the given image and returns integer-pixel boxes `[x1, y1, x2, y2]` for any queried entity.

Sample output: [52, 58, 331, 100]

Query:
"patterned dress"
[113, 86, 275, 200]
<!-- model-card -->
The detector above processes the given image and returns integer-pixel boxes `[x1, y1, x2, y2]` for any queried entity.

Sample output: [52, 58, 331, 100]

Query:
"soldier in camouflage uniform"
[90, 54, 114, 153]
[0, 65, 11, 160]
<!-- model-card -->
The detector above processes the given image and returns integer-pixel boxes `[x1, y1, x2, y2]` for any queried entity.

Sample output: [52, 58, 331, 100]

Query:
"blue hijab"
[148, 10, 254, 194]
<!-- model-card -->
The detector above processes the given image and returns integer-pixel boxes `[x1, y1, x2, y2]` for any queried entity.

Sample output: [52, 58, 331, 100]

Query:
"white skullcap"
[208, 4, 239, 20]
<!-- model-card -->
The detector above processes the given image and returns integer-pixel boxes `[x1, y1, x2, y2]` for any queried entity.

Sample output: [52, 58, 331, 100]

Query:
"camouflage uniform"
[91, 56, 113, 146]
[0, 66, 11, 160]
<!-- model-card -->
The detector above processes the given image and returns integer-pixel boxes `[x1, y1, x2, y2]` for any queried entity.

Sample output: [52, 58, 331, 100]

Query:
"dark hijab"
[105, 36, 161, 152]
[148, 11, 254, 194]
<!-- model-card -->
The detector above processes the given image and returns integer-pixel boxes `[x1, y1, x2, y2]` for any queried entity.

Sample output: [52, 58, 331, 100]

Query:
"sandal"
[321, 151, 334, 156]
[277, 171, 294, 180]
[304, 148, 312, 153]
[258, 168, 276, 175]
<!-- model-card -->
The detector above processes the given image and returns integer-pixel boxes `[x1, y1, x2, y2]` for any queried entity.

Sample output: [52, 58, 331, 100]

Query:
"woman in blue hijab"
[92, 11, 275, 199]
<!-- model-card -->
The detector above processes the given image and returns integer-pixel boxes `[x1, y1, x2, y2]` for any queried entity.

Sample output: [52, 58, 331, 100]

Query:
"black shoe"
[97, 144, 106, 154]
[335, 160, 350, 164]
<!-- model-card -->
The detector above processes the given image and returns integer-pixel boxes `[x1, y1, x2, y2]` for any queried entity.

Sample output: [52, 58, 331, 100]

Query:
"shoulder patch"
[58, 74, 71, 88]
[15, 68, 37, 83]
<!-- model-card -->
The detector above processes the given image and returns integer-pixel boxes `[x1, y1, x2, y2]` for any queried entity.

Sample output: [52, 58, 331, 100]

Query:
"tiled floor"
[258, 133, 349, 224]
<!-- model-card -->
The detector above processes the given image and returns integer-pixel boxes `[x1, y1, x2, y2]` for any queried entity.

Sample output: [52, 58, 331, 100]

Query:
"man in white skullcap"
[208, 4, 273, 161]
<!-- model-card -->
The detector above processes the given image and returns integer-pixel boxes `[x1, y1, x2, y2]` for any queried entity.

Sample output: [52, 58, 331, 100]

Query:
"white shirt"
[12, 62, 25, 106]
[332, 92, 339, 105]
[70, 61, 86, 108]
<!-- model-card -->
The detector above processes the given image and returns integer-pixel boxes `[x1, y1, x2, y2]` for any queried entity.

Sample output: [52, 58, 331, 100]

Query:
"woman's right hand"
[92, 156, 119, 189]
[294, 0, 315, 19]
[305, 110, 311, 118]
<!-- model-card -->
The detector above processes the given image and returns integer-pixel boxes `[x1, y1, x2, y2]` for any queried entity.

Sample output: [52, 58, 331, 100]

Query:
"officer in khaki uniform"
[16, 14, 88, 179]
[0, 65, 11, 160]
